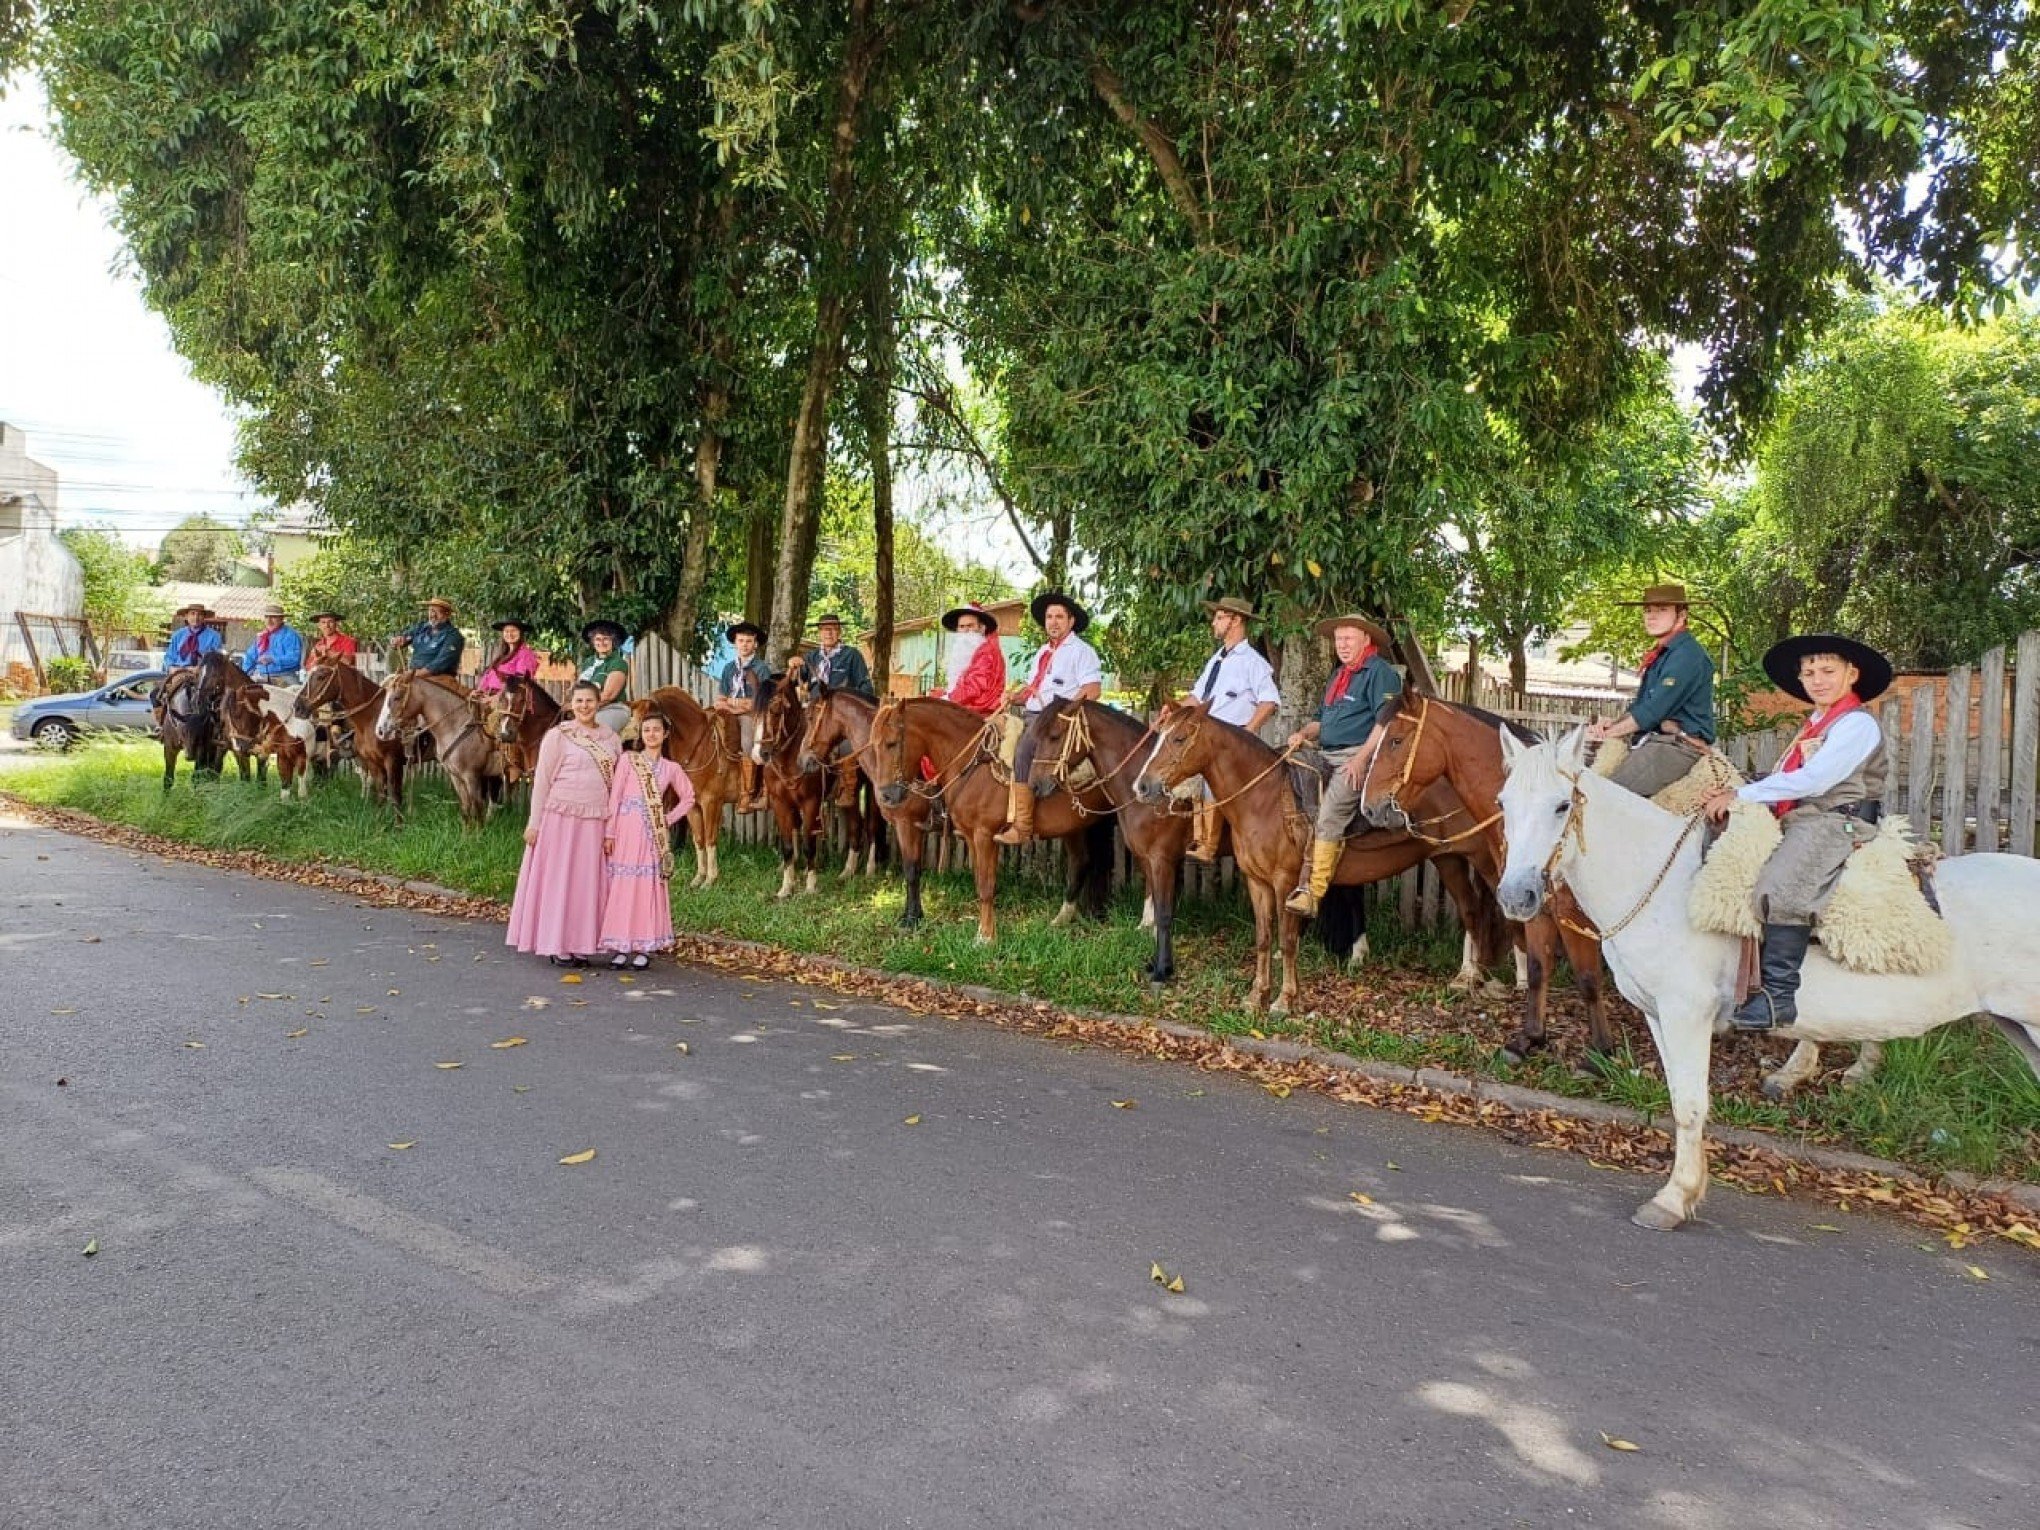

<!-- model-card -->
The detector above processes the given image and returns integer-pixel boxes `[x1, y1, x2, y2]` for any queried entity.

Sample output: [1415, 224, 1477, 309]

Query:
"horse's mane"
[1386, 691, 1541, 745]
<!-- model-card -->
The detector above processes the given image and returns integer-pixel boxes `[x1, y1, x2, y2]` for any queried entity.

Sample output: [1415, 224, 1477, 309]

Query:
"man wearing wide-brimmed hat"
[306, 610, 358, 669]
[165, 603, 222, 668]
[242, 602, 304, 685]
[1700, 634, 1894, 1032]
[1283, 612, 1402, 917]
[932, 602, 1007, 716]
[392, 597, 465, 679]
[994, 590, 1104, 845]
[799, 613, 876, 809]
[715, 620, 772, 812]
[1587, 581, 1717, 798]
[1175, 596, 1280, 862]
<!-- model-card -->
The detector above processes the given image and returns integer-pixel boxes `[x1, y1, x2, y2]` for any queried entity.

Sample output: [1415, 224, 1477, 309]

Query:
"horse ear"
[1499, 725, 1526, 772]
[1555, 724, 1589, 771]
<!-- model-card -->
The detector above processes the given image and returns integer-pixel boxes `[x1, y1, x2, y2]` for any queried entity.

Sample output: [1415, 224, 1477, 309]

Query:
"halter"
[1143, 706, 1301, 812]
[1358, 693, 1504, 851]
[872, 698, 992, 800]
[799, 692, 879, 771]
[1539, 768, 1706, 941]
[1029, 702, 1160, 818]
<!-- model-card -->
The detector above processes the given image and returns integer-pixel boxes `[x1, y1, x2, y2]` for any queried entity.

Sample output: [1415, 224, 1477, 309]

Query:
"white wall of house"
[1, 421, 88, 676]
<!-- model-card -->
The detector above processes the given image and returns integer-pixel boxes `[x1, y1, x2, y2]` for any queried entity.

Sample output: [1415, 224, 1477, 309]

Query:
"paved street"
[2, 812, 2034, 1530]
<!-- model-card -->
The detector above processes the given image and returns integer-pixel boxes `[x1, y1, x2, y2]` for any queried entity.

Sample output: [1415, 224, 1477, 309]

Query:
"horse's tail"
[1079, 815, 1114, 918]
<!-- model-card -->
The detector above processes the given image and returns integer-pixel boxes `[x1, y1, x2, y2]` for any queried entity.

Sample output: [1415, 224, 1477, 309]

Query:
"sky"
[0, 79, 269, 551]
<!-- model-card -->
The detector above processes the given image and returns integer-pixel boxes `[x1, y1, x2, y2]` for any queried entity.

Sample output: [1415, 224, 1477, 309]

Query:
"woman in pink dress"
[599, 709, 696, 969]
[506, 681, 621, 966]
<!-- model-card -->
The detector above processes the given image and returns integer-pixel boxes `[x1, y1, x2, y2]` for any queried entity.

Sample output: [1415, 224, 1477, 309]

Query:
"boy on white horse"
[1701, 634, 1892, 1032]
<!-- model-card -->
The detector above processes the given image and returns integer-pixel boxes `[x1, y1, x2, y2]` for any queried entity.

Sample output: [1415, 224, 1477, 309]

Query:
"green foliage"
[154, 515, 243, 583]
[42, 656, 95, 694]
[59, 525, 165, 640]
[807, 471, 1016, 635]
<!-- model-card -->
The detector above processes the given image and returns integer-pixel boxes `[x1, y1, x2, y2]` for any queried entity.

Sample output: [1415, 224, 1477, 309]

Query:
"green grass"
[7, 740, 2036, 1183]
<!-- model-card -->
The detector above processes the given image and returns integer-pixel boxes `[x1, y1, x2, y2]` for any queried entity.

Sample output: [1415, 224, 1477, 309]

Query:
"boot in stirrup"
[1284, 839, 1342, 917]
[1186, 802, 1221, 863]
[1732, 922, 1812, 1031]
[994, 782, 1035, 845]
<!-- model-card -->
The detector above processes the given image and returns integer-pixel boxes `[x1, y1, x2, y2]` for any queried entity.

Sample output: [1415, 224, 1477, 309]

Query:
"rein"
[1033, 703, 1161, 819]
[874, 700, 992, 800]
[1546, 772, 1704, 941]
[1161, 710, 1301, 812]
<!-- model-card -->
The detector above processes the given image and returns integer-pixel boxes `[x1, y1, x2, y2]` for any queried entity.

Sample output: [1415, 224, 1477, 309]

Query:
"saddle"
[1591, 734, 1746, 812]
[1692, 806, 1952, 977]
[1282, 749, 1340, 843]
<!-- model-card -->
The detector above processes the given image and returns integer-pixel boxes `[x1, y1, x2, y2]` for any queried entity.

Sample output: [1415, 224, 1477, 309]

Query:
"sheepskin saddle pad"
[1590, 736, 1748, 816]
[1688, 805, 1953, 975]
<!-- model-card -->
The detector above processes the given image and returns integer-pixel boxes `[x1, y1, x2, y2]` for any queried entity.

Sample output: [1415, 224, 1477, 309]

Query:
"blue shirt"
[168, 626, 223, 666]
[243, 624, 304, 679]
[719, 655, 769, 700]
[401, 619, 466, 677]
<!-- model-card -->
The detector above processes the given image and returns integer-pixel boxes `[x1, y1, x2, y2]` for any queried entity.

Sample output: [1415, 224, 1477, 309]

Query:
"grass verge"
[7, 740, 2036, 1185]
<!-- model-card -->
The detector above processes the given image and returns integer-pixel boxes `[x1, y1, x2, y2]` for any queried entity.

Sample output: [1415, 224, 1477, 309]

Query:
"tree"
[59, 526, 164, 641]
[154, 516, 242, 583]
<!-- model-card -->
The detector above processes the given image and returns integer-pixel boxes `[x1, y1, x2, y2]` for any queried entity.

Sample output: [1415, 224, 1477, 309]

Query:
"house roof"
[859, 596, 1029, 644]
[156, 582, 278, 622]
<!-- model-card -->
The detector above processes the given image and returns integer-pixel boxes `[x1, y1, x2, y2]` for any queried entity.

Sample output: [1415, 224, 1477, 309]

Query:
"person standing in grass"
[507, 680, 621, 968]
[598, 708, 695, 970]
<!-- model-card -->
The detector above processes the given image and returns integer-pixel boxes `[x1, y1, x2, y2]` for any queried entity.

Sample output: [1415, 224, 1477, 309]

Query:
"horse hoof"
[973, 932, 994, 948]
[1760, 1077, 1788, 1104]
[1497, 1046, 1527, 1068]
[1572, 1051, 1619, 1084]
[1630, 1199, 1688, 1232]
[1268, 1000, 1291, 1020]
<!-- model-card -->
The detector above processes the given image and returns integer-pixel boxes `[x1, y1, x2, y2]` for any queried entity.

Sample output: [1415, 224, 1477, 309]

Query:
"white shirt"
[1021, 634, 1104, 712]
[1191, 640, 1279, 727]
[1736, 709, 1881, 806]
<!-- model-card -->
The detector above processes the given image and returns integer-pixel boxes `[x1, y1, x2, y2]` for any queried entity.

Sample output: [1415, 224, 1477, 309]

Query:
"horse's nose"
[1363, 798, 1408, 830]
[797, 751, 818, 773]
[1028, 772, 1058, 798]
[878, 783, 906, 808]
[1497, 871, 1545, 923]
[1133, 777, 1164, 804]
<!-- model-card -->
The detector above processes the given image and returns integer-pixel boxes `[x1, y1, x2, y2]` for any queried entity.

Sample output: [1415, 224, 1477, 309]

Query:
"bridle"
[1359, 694, 1503, 852]
[872, 698, 991, 801]
[1141, 706, 1300, 812]
[1535, 767, 1705, 941]
[1030, 702, 1158, 817]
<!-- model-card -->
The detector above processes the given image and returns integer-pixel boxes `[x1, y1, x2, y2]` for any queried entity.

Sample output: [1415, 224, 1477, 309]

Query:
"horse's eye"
[1552, 802, 1569, 816]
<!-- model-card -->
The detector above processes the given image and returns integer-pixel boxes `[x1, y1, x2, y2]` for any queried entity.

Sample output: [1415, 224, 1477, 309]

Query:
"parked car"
[11, 670, 167, 750]
[106, 647, 164, 673]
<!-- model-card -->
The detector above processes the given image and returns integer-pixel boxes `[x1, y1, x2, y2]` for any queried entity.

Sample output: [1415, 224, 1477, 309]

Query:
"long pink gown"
[599, 751, 696, 955]
[506, 722, 621, 957]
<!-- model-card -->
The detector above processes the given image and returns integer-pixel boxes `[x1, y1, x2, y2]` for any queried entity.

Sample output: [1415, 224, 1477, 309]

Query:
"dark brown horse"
[632, 688, 744, 888]
[1356, 693, 1619, 1064]
[487, 675, 560, 790]
[1131, 702, 1505, 1016]
[793, 686, 895, 883]
[373, 671, 502, 826]
[1016, 699, 1202, 983]
[152, 652, 233, 790]
[865, 697, 1115, 944]
[752, 673, 827, 899]
[295, 662, 407, 810]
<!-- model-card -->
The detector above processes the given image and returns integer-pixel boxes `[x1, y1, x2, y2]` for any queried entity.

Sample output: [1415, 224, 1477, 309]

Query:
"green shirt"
[1626, 628, 1716, 743]
[1318, 653, 1402, 751]
[579, 651, 630, 704]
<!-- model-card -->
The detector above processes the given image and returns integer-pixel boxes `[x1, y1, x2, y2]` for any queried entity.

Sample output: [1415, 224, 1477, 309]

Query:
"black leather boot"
[1732, 923, 1813, 1031]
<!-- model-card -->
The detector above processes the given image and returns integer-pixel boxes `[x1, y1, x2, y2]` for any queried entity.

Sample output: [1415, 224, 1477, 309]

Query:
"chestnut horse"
[1016, 699, 1204, 983]
[295, 662, 407, 810]
[373, 672, 502, 826]
[488, 674, 560, 789]
[752, 674, 828, 899]
[631, 688, 743, 888]
[1355, 693, 1621, 1064]
[793, 687, 894, 882]
[1131, 702, 1504, 1016]
[865, 697, 1115, 944]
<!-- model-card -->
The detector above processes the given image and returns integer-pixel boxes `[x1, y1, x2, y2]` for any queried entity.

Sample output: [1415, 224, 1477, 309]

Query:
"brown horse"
[295, 662, 407, 810]
[1017, 699, 1210, 983]
[151, 652, 233, 790]
[752, 673, 828, 899]
[1356, 693, 1619, 1064]
[631, 688, 744, 888]
[865, 697, 1115, 944]
[373, 671, 502, 826]
[488, 675, 560, 789]
[793, 686, 893, 882]
[1131, 702, 1504, 1016]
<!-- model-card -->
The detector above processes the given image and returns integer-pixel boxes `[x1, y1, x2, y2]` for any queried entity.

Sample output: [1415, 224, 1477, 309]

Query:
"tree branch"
[1089, 59, 1209, 242]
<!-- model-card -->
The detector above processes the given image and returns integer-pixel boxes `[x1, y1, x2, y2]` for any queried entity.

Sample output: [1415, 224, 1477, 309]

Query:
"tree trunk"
[1509, 639, 1528, 699]
[657, 423, 720, 655]
[1275, 630, 1319, 740]
[863, 257, 897, 695]
[766, 0, 881, 667]
[745, 505, 777, 633]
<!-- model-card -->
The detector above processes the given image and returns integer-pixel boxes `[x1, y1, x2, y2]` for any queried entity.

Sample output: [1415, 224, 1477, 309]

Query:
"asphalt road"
[2, 812, 2034, 1530]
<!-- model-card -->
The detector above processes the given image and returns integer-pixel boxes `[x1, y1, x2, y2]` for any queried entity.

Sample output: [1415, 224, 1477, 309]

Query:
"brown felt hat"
[1313, 612, 1392, 649]
[1618, 582, 1695, 607]
[1201, 596, 1257, 621]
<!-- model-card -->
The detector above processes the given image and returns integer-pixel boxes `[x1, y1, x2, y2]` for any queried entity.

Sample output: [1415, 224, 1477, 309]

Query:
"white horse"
[1495, 726, 2040, 1231]
[250, 684, 321, 800]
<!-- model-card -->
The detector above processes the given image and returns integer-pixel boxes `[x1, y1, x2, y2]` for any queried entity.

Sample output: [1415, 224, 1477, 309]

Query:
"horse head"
[797, 690, 841, 774]
[374, 671, 415, 741]
[754, 673, 802, 761]
[1023, 697, 1079, 799]
[1132, 701, 1207, 804]
[868, 699, 912, 809]
[292, 664, 331, 719]
[489, 676, 529, 743]
[1495, 725, 1591, 922]
[1356, 693, 1426, 830]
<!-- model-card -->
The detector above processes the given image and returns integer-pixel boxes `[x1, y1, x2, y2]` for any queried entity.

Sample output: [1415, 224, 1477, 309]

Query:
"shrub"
[43, 657, 97, 694]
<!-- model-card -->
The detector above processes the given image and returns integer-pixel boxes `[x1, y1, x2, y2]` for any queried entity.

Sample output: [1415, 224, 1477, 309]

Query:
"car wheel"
[31, 718, 75, 751]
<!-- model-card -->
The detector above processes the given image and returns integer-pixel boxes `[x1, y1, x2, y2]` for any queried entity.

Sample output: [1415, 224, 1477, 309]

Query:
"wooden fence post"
[1941, 666, 1971, 854]
[2010, 631, 2040, 857]
[1906, 683, 1937, 830]
[1976, 646, 2006, 852]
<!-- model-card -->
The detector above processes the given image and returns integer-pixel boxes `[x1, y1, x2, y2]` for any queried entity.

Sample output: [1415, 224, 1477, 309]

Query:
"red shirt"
[936, 638, 1008, 716]
[309, 633, 359, 667]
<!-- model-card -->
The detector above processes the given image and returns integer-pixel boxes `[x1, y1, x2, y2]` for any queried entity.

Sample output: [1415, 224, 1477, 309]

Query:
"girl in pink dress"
[506, 681, 622, 965]
[599, 710, 696, 968]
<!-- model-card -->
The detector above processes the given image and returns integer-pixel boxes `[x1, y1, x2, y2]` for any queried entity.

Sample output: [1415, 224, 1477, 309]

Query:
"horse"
[866, 697, 1116, 944]
[793, 686, 893, 882]
[1131, 701, 1507, 1016]
[631, 688, 744, 888]
[220, 680, 317, 801]
[752, 673, 828, 899]
[1495, 726, 2040, 1230]
[295, 662, 406, 810]
[1353, 692, 1626, 1067]
[152, 652, 233, 790]
[373, 671, 503, 826]
[1016, 699, 1202, 983]
[488, 675, 560, 790]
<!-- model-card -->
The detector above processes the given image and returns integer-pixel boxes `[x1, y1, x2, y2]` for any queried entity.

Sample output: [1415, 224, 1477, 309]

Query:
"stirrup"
[1731, 992, 1789, 1032]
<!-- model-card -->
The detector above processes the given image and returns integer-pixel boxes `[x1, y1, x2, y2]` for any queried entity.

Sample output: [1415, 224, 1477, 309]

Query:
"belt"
[1834, 800, 1882, 825]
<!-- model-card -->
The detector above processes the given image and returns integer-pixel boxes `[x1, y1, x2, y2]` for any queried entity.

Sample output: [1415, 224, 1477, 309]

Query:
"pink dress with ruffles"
[506, 722, 621, 957]
[598, 752, 696, 954]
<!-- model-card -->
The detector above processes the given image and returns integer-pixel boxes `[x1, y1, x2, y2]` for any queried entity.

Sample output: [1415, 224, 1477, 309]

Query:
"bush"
[43, 657, 96, 694]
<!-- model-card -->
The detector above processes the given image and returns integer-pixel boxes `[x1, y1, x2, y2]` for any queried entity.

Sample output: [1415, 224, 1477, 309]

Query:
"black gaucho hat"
[1028, 590, 1090, 633]
[727, 620, 765, 643]
[307, 609, 345, 624]
[941, 602, 997, 633]
[1762, 634, 1894, 705]
[491, 617, 529, 634]
[580, 618, 628, 645]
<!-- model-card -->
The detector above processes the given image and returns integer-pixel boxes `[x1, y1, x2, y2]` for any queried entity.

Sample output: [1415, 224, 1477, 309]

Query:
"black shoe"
[1731, 923, 1812, 1031]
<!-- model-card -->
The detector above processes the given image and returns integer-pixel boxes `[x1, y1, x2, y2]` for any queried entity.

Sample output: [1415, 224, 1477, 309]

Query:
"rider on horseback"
[994, 591, 1103, 846]
[1284, 613, 1401, 918]
[932, 603, 1007, 716]
[1586, 582, 1717, 796]
[391, 597, 465, 680]
[474, 618, 541, 695]
[1175, 596, 1280, 863]
[799, 614, 875, 809]
[578, 619, 633, 734]
[242, 603, 304, 686]
[1701, 634, 1893, 1032]
[306, 611, 358, 669]
[716, 621, 772, 813]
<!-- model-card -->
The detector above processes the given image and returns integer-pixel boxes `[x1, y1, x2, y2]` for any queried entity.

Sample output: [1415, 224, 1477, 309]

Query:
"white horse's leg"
[1762, 1040, 1825, 1102]
[863, 843, 878, 876]
[1050, 901, 1079, 928]
[1447, 932, 1482, 992]
[841, 846, 858, 880]
[1140, 895, 1156, 931]
[776, 863, 797, 901]
[1634, 1004, 1714, 1231]
[804, 867, 819, 894]
[1840, 1040, 1884, 1089]
[1514, 948, 1529, 991]
[1346, 930, 1370, 974]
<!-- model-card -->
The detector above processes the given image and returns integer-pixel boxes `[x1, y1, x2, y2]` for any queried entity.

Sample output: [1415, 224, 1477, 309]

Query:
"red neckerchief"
[1638, 640, 1668, 674]
[1324, 645, 1377, 705]
[1771, 691, 1865, 817]
[1023, 638, 1063, 701]
[256, 628, 274, 655]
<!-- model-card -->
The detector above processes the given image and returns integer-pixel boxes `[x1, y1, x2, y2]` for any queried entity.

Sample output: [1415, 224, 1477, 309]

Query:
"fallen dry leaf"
[308, 959, 328, 967]
[558, 1148, 597, 1165]
[831, 1053, 857, 1062]
[1262, 1082, 1292, 1099]
[285, 1028, 309, 1039]
[355, 1006, 377, 1015]
[386, 988, 400, 995]
[490, 1037, 528, 1050]
[812, 1001, 841, 1011]
[433, 1061, 462, 1071]
[1600, 1433, 1641, 1453]
[1807, 1223, 1842, 1234]
[50, 1007, 75, 1016]
[387, 1141, 417, 1151]
[256, 992, 291, 1000]
[559, 973, 583, 986]
[1349, 1192, 1375, 1206]
[522, 997, 550, 1010]
[1166, 1275, 1185, 1293]
[903, 1114, 922, 1126]
[1110, 1099, 1137, 1109]
[512, 1084, 531, 1094]
[82, 1238, 99, 1257]
[1966, 1264, 1990, 1281]
[182, 1041, 205, 1050]
[673, 1042, 690, 1055]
